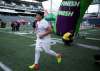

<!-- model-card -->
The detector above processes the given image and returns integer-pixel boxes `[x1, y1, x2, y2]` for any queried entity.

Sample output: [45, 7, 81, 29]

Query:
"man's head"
[36, 11, 44, 21]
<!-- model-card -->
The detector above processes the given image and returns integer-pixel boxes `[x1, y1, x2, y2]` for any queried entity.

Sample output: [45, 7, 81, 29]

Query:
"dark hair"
[36, 11, 44, 18]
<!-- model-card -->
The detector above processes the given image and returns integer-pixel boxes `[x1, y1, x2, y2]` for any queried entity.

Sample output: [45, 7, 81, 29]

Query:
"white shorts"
[35, 38, 51, 52]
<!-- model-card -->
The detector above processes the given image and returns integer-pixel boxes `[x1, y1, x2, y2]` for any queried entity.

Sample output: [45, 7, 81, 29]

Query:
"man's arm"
[39, 25, 52, 38]
[32, 20, 37, 33]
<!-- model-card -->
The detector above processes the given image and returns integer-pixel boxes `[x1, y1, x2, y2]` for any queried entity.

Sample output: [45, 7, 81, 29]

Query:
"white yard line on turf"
[0, 62, 12, 71]
[0, 31, 34, 39]
[76, 43, 100, 50]
[86, 37, 100, 41]
[29, 38, 63, 47]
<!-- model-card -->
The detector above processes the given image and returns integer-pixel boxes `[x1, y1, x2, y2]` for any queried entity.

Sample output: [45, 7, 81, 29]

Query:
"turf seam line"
[86, 37, 100, 41]
[0, 62, 12, 71]
[76, 43, 100, 50]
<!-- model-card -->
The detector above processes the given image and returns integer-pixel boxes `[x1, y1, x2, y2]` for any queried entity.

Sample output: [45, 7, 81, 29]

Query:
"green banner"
[75, 0, 93, 33]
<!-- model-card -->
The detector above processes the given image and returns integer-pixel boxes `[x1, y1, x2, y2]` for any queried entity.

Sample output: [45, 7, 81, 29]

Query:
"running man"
[29, 11, 62, 70]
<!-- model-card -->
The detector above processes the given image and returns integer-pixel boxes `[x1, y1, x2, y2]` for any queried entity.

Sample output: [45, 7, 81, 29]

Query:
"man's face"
[35, 14, 42, 21]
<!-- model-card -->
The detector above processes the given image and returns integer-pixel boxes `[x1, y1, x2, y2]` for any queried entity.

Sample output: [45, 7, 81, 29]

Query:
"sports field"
[0, 27, 100, 71]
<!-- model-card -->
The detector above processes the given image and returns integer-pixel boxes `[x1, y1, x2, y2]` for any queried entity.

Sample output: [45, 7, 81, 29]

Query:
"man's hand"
[39, 33, 44, 39]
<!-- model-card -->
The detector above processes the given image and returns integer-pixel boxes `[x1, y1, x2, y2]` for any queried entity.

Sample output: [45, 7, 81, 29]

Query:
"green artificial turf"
[0, 28, 100, 71]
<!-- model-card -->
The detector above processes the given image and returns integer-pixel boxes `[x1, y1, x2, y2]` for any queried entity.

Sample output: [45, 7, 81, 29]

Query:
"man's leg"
[42, 44, 57, 56]
[29, 47, 42, 70]
[42, 44, 62, 64]
[29, 39, 42, 70]
[34, 48, 41, 64]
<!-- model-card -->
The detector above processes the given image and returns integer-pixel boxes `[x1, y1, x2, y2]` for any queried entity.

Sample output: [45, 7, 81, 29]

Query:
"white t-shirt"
[36, 19, 51, 40]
